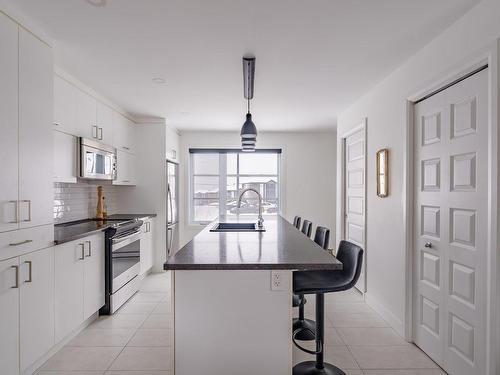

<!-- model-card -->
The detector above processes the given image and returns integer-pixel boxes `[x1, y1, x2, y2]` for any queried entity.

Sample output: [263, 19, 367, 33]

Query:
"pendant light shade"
[241, 113, 257, 139]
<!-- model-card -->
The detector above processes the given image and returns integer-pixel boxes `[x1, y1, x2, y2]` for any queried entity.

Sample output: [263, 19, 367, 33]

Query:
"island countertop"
[164, 215, 342, 271]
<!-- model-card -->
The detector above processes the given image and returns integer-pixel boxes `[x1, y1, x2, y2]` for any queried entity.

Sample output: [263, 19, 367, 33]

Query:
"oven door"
[80, 140, 117, 180]
[111, 233, 141, 293]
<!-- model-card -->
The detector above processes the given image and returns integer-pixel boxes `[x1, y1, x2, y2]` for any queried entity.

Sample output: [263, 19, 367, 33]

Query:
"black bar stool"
[301, 220, 312, 237]
[292, 240, 364, 375]
[293, 216, 302, 229]
[293, 226, 330, 341]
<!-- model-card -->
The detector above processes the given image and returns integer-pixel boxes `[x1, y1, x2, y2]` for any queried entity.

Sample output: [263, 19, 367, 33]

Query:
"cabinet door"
[114, 150, 136, 185]
[55, 240, 84, 342]
[96, 101, 113, 144]
[76, 88, 97, 139]
[127, 118, 137, 154]
[0, 257, 20, 375]
[140, 220, 153, 274]
[53, 75, 76, 134]
[166, 125, 179, 162]
[18, 28, 53, 229]
[19, 247, 54, 372]
[0, 14, 19, 232]
[113, 112, 136, 154]
[53, 130, 77, 183]
[83, 233, 105, 319]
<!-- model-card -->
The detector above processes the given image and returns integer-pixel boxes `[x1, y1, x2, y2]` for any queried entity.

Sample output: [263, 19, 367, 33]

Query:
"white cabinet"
[18, 27, 53, 229]
[19, 247, 54, 372]
[75, 88, 98, 140]
[55, 233, 105, 342]
[53, 130, 78, 183]
[0, 13, 19, 233]
[140, 218, 154, 274]
[83, 234, 105, 319]
[96, 101, 114, 144]
[166, 125, 180, 162]
[114, 150, 136, 185]
[113, 112, 136, 154]
[54, 240, 85, 342]
[53, 75, 76, 134]
[0, 257, 20, 375]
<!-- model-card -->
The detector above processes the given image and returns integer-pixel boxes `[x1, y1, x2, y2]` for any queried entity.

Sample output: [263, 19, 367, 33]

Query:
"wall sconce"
[376, 148, 389, 197]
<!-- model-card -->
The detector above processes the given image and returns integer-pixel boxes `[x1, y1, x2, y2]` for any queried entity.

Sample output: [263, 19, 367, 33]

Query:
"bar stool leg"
[292, 294, 316, 341]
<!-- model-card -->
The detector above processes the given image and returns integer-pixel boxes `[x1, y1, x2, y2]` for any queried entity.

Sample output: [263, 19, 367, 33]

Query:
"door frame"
[338, 118, 367, 293]
[403, 41, 499, 375]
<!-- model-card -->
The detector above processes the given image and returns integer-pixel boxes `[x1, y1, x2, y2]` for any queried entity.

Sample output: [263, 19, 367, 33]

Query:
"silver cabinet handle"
[79, 243, 85, 260]
[11, 266, 19, 288]
[172, 149, 176, 159]
[9, 239, 33, 246]
[53, 122, 60, 126]
[85, 240, 92, 257]
[123, 146, 130, 150]
[92, 125, 98, 138]
[20, 200, 31, 222]
[98, 127, 103, 140]
[147, 222, 150, 232]
[24, 261, 32, 283]
[122, 180, 130, 183]
[424, 242, 432, 248]
[8, 200, 18, 223]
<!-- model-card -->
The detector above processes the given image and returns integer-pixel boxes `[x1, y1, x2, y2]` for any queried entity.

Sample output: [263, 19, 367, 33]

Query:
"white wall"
[178, 131, 336, 247]
[336, 0, 500, 346]
[116, 122, 167, 272]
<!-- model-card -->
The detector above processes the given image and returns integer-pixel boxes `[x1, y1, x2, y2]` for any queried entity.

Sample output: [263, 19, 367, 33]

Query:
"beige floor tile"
[151, 302, 172, 314]
[325, 290, 364, 304]
[127, 329, 174, 347]
[90, 314, 149, 329]
[363, 370, 447, 375]
[325, 302, 375, 314]
[349, 345, 438, 369]
[105, 371, 172, 375]
[141, 314, 173, 329]
[338, 327, 408, 346]
[118, 302, 159, 314]
[327, 312, 389, 328]
[293, 345, 359, 369]
[132, 292, 169, 303]
[37, 372, 104, 375]
[67, 328, 136, 347]
[39, 347, 122, 371]
[109, 347, 173, 371]
[140, 272, 171, 293]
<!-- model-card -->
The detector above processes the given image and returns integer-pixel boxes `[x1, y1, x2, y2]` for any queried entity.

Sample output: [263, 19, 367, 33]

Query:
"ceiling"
[5, 0, 479, 131]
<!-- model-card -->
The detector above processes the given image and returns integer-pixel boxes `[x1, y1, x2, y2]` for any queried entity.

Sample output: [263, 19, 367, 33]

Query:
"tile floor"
[36, 272, 446, 375]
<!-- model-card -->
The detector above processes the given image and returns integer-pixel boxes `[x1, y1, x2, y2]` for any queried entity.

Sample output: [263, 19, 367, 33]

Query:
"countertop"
[164, 215, 342, 271]
[54, 213, 156, 245]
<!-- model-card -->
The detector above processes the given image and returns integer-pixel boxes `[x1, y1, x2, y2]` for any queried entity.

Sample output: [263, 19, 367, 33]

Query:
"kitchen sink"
[210, 222, 266, 232]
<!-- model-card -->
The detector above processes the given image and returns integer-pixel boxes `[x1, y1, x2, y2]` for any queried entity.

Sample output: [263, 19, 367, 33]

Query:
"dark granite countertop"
[164, 215, 342, 271]
[54, 213, 156, 245]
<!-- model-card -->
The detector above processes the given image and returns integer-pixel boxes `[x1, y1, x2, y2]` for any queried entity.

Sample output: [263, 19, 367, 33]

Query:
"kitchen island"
[164, 215, 342, 375]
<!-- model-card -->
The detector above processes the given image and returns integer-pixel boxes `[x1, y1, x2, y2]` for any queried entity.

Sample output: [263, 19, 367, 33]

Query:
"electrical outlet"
[271, 270, 287, 291]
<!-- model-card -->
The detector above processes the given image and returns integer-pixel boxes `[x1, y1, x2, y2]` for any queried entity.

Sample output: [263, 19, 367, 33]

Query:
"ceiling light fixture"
[240, 56, 256, 152]
[152, 77, 166, 84]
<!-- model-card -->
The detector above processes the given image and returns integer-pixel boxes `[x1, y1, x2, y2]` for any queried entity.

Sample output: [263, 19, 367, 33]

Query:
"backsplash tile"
[54, 182, 118, 223]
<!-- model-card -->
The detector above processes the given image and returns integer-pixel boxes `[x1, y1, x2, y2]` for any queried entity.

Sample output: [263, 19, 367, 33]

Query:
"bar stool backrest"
[337, 240, 364, 289]
[293, 216, 301, 229]
[314, 226, 330, 250]
[301, 220, 312, 238]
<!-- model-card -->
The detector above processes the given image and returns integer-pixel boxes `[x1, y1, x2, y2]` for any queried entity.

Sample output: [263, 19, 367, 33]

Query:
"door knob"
[424, 242, 432, 248]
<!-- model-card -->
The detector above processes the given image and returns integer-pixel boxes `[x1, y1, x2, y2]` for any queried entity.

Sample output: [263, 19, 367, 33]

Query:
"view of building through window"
[191, 150, 280, 223]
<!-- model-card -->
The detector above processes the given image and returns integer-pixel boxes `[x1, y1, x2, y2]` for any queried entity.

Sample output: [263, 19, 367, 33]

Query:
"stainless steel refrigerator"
[166, 160, 179, 258]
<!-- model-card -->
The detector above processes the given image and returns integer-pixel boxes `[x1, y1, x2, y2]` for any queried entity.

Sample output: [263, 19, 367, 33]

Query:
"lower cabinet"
[55, 232, 105, 342]
[0, 246, 54, 374]
[140, 218, 154, 274]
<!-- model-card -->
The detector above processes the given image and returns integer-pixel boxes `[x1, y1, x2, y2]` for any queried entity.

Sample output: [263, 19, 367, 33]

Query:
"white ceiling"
[6, 0, 479, 131]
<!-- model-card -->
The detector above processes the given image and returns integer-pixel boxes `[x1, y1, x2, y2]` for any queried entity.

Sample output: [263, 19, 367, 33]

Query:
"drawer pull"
[8, 200, 18, 223]
[9, 239, 33, 246]
[24, 261, 32, 283]
[85, 240, 92, 257]
[20, 200, 31, 222]
[79, 243, 85, 260]
[11, 266, 19, 288]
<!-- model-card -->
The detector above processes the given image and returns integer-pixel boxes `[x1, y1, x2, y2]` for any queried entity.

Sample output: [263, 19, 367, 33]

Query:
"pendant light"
[240, 56, 257, 151]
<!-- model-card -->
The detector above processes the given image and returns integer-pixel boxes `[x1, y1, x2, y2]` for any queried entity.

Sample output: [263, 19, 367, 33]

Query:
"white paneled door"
[413, 68, 488, 375]
[343, 127, 366, 292]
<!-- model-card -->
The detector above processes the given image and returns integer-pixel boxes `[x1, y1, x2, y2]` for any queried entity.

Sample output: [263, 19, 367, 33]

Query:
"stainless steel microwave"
[79, 137, 117, 180]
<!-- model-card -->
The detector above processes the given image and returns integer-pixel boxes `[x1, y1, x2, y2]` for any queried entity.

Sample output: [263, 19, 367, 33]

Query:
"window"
[190, 149, 281, 224]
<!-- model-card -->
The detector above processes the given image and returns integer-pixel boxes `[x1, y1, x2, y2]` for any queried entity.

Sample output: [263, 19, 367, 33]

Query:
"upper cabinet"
[112, 111, 136, 154]
[53, 75, 77, 134]
[166, 125, 180, 162]
[96, 101, 113, 144]
[75, 88, 98, 140]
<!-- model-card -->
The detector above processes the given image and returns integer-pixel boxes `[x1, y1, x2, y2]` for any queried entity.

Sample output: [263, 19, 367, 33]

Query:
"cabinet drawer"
[0, 225, 54, 261]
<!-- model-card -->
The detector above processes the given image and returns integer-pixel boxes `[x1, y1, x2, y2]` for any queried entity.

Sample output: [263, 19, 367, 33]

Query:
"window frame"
[189, 149, 282, 225]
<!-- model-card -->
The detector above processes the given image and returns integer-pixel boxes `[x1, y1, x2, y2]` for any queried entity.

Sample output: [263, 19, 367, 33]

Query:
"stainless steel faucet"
[237, 188, 264, 228]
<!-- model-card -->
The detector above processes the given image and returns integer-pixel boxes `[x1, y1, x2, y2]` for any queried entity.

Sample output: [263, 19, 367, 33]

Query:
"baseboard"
[364, 292, 405, 338]
[22, 312, 99, 375]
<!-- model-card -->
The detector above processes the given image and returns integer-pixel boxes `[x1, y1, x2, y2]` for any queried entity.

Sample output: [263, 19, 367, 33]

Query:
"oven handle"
[111, 231, 141, 252]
